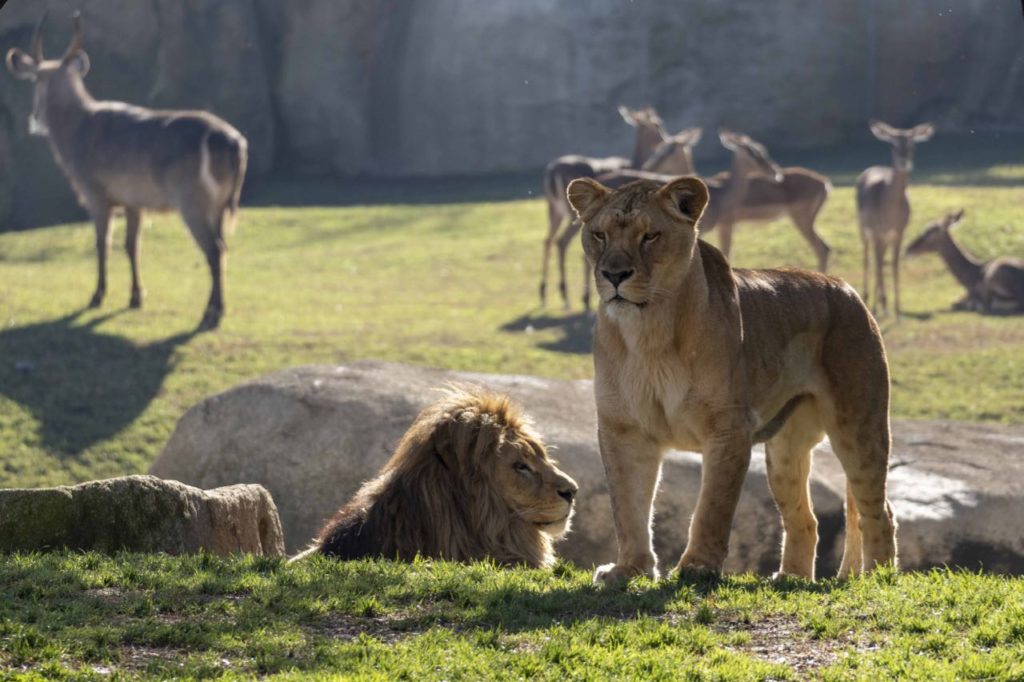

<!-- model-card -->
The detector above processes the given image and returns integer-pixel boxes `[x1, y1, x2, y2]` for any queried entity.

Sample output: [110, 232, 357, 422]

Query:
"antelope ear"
[685, 127, 703, 147]
[656, 176, 708, 225]
[6, 48, 37, 80]
[618, 105, 638, 127]
[869, 120, 898, 142]
[949, 208, 965, 226]
[718, 129, 738, 151]
[566, 178, 611, 220]
[64, 50, 89, 77]
[910, 122, 935, 142]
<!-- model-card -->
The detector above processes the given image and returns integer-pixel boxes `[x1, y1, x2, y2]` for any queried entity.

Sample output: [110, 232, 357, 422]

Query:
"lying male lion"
[566, 175, 896, 585]
[290, 387, 578, 567]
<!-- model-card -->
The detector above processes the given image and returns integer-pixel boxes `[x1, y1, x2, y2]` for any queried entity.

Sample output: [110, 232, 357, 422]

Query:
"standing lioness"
[567, 176, 896, 585]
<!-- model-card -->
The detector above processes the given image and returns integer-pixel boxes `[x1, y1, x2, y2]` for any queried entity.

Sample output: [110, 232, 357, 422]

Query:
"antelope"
[905, 209, 1024, 313]
[544, 120, 703, 310]
[856, 120, 934, 318]
[705, 133, 833, 272]
[6, 12, 248, 329]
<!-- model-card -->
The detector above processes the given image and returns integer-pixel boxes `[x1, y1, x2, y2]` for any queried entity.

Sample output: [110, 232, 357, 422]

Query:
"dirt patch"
[717, 614, 858, 676]
[304, 611, 428, 644]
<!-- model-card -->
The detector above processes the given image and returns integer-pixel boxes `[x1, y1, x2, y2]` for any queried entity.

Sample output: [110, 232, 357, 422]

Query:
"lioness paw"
[592, 562, 658, 587]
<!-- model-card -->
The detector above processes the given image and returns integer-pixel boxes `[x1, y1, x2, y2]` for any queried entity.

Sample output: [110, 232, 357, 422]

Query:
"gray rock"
[151, 361, 846, 574]
[813, 422, 1024, 575]
[0, 475, 285, 556]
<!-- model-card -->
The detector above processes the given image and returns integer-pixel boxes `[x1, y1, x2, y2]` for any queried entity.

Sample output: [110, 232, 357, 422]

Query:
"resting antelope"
[6, 12, 248, 329]
[856, 120, 934, 318]
[905, 210, 1024, 313]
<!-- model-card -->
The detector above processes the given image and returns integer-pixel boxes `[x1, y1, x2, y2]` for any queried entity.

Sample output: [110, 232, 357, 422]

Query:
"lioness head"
[436, 388, 579, 538]
[566, 176, 709, 313]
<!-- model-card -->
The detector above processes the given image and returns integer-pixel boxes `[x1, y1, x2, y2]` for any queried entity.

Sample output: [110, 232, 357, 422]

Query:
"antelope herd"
[4, 13, 1021, 327]
[540, 106, 1023, 317]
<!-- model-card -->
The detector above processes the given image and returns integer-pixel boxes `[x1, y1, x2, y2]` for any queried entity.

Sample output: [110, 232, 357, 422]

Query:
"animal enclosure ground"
[2, 554, 1024, 680]
[0, 140, 1023, 491]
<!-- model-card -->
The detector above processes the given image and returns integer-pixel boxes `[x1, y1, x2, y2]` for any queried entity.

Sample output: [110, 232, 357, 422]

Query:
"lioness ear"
[566, 178, 611, 221]
[656, 176, 708, 225]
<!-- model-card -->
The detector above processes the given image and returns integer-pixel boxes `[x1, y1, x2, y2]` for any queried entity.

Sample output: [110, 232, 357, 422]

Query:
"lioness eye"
[592, 232, 606, 243]
[513, 462, 532, 474]
[642, 232, 660, 244]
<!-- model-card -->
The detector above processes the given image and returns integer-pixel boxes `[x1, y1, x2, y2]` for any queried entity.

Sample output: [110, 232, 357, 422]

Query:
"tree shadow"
[0, 310, 200, 456]
[499, 311, 594, 355]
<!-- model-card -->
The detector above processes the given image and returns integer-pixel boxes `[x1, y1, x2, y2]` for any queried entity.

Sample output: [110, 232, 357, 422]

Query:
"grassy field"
[1, 140, 1023, 679]
[2, 142, 1023, 489]
[3, 554, 1024, 680]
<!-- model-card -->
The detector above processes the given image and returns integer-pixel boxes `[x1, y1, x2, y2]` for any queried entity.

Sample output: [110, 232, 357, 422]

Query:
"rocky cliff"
[1, 0, 1021, 228]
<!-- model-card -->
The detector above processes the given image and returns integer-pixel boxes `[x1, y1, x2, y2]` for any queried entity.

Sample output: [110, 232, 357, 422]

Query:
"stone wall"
[2, 0, 1021, 228]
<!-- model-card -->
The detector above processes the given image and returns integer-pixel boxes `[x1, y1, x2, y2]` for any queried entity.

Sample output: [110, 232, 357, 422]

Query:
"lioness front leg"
[593, 421, 663, 586]
[676, 434, 752, 574]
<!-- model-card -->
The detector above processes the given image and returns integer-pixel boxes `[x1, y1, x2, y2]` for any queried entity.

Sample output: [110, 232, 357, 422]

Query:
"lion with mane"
[291, 386, 579, 567]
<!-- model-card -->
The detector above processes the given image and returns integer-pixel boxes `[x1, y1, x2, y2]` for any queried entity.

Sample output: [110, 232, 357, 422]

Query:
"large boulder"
[151, 362, 846, 574]
[813, 422, 1024, 574]
[0, 475, 285, 556]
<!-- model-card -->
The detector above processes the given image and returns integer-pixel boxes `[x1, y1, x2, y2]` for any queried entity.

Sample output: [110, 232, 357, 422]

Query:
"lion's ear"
[655, 176, 708, 226]
[566, 178, 611, 222]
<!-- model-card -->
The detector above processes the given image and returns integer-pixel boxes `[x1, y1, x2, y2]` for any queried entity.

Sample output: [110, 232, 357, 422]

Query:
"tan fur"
[291, 386, 579, 568]
[567, 176, 897, 585]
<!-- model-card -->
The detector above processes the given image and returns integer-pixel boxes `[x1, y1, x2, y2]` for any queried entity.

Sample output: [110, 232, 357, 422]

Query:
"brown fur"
[567, 175, 897, 585]
[290, 387, 579, 568]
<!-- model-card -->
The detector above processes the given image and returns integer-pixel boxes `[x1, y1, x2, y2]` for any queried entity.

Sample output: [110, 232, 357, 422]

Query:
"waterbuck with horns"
[6, 12, 248, 329]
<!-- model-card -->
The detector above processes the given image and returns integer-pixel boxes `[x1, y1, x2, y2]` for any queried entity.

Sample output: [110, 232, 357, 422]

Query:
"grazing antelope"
[6, 12, 248, 329]
[544, 121, 703, 311]
[856, 120, 934, 318]
[706, 133, 833, 272]
[905, 210, 1024, 313]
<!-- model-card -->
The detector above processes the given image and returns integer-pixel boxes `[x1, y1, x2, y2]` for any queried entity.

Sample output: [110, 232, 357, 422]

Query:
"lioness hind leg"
[820, 403, 897, 574]
[838, 482, 863, 578]
[765, 400, 824, 580]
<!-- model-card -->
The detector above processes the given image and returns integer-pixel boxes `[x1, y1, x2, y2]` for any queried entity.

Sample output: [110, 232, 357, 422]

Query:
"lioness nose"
[558, 487, 576, 503]
[601, 269, 634, 287]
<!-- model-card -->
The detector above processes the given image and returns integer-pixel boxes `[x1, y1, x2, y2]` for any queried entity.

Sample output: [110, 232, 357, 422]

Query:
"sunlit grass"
[0, 176, 1022, 489]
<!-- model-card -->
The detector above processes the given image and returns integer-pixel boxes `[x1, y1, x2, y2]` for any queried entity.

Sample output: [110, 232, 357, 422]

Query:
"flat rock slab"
[151, 362, 1024, 575]
[0, 475, 285, 556]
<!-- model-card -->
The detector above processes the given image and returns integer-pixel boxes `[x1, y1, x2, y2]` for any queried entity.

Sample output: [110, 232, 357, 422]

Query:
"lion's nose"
[601, 269, 634, 287]
[558, 487, 576, 504]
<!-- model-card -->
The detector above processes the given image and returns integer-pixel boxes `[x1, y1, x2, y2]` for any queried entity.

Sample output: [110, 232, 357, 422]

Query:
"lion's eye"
[592, 232, 606, 243]
[513, 462, 533, 475]
[642, 232, 660, 245]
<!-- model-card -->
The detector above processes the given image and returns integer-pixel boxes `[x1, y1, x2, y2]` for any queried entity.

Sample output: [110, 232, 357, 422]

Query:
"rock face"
[151, 362, 846, 575]
[3, 0, 1024, 228]
[0, 475, 285, 556]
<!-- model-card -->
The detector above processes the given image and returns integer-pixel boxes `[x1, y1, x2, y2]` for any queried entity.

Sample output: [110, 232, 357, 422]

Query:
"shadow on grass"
[500, 311, 594, 355]
[0, 311, 200, 456]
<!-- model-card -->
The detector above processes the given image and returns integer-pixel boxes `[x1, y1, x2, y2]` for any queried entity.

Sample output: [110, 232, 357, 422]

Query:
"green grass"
[1, 168, 1023, 489]
[2, 554, 1024, 680]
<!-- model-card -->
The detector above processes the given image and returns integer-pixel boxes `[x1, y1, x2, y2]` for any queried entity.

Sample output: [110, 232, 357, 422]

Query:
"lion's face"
[567, 177, 709, 315]
[489, 431, 578, 538]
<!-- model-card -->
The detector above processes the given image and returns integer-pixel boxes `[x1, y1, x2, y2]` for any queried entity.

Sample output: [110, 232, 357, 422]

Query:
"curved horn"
[31, 10, 48, 61]
[63, 11, 82, 59]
